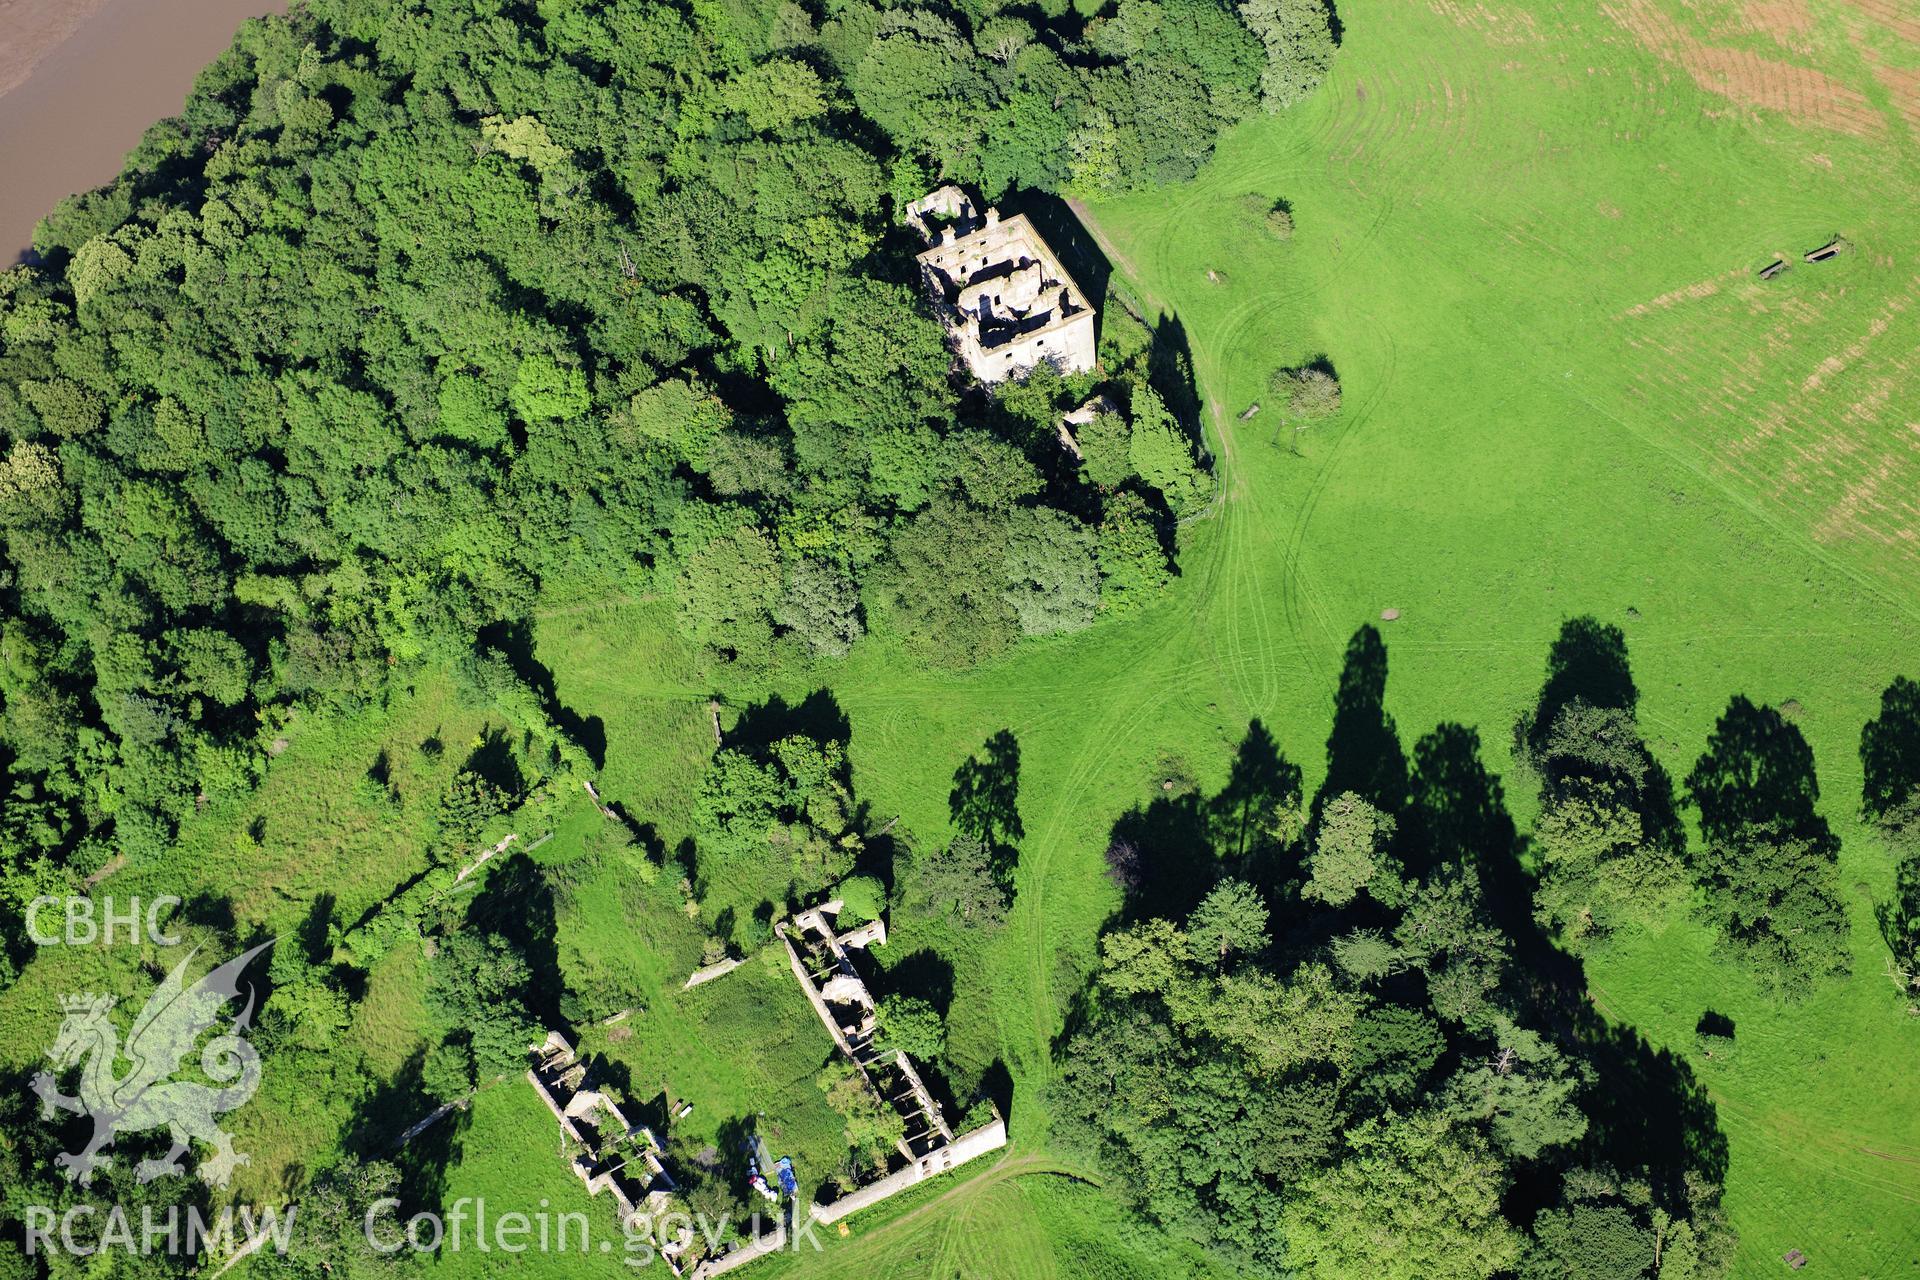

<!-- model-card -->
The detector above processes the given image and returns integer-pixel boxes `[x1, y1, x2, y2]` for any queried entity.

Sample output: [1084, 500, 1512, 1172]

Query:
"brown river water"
[0, 0, 284, 264]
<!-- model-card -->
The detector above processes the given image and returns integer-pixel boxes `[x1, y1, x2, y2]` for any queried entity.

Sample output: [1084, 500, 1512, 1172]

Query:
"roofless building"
[906, 186, 1097, 384]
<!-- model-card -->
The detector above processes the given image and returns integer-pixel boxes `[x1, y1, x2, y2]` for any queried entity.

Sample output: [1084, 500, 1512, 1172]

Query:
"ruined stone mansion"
[524, 893, 1006, 1280]
[907, 186, 1097, 383]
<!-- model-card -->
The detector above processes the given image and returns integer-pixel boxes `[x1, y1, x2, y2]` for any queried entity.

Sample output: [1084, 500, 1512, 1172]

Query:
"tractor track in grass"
[1139, 25, 1485, 692]
[977, 200, 1320, 1086]
[781, 1153, 1087, 1277]
[1274, 316, 1401, 683]
[822, 3, 1920, 1270]
[1070, 195, 1306, 718]
[1008, 189, 1363, 1092]
[1203, 290, 1310, 712]
[1005, 566, 1236, 1094]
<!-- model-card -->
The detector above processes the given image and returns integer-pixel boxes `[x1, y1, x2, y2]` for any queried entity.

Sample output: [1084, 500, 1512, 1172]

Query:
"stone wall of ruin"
[915, 205, 1097, 383]
[810, 1118, 1009, 1225]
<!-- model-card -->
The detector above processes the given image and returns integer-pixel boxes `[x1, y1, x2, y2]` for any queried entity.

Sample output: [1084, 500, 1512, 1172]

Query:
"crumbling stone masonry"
[1058, 392, 1117, 459]
[528, 1032, 688, 1268]
[907, 186, 1097, 384]
[777, 900, 1007, 1207]
[619, 901, 1007, 1278]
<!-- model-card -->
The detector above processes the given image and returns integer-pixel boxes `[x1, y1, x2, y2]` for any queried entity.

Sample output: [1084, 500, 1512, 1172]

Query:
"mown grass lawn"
[1061, 0, 1920, 1270]
[17, 0, 1916, 1274]
[530, 0, 1920, 1272]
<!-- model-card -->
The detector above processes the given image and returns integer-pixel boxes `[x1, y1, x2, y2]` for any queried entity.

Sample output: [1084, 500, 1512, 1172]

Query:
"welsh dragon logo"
[32, 941, 272, 1187]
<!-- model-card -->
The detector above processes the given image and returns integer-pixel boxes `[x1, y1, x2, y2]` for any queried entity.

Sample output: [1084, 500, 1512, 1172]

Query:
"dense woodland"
[1057, 622, 1743, 1280]
[0, 0, 1329, 1269]
[7, 0, 1920, 1278]
[8, 611, 1919, 1278]
[1042, 621, 1920, 1280]
[0, 0, 1335, 962]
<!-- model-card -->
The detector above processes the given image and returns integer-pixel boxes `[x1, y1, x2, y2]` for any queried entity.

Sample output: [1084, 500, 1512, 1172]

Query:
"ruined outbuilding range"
[907, 187, 1096, 383]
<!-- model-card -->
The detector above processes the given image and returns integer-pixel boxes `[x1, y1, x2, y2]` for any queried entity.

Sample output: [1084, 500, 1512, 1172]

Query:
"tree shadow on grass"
[1863, 680, 1920, 986]
[181, 890, 237, 935]
[951, 729, 1024, 844]
[715, 1114, 758, 1201]
[1343, 626, 1729, 1216]
[1494, 622, 1731, 1202]
[1523, 617, 1684, 853]
[977, 1058, 1014, 1126]
[461, 726, 526, 799]
[583, 1056, 669, 1136]
[1695, 1009, 1735, 1040]
[1403, 723, 1515, 885]
[701, 690, 868, 914]
[1106, 789, 1209, 922]
[1686, 695, 1822, 844]
[854, 825, 902, 895]
[1149, 313, 1205, 447]
[344, 1049, 468, 1217]
[1520, 616, 1638, 759]
[1106, 720, 1305, 921]
[477, 619, 607, 770]
[1638, 761, 1688, 860]
[725, 689, 851, 756]
[1862, 675, 1920, 820]
[1315, 625, 1408, 823]
[1206, 718, 1302, 868]
[704, 897, 778, 956]
[951, 729, 1023, 886]
[297, 892, 336, 965]
[1442, 756, 1729, 1217]
[466, 851, 565, 1034]
[1581, 1025, 1728, 1196]
[877, 948, 955, 1017]
[1449, 657, 1727, 1219]
[1083, 621, 1731, 1222]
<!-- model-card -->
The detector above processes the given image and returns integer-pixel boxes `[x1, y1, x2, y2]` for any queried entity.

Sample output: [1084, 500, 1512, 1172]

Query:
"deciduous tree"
[1281, 1110, 1523, 1280]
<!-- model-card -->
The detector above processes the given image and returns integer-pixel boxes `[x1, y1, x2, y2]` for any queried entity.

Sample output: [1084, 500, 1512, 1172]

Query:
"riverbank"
[0, 0, 284, 263]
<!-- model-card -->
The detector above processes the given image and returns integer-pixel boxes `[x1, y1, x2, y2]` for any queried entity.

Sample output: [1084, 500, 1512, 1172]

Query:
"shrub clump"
[1274, 363, 1342, 419]
[1240, 194, 1294, 240]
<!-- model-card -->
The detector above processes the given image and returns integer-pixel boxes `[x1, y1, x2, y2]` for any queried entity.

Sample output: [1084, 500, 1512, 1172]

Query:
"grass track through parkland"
[697, 0, 1920, 1269]
[31, 0, 1907, 1273]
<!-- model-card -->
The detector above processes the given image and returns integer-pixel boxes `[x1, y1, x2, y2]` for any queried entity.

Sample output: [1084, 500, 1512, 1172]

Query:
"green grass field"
[527, 0, 1920, 1271]
[748, 1158, 1236, 1279]
[13, 0, 1917, 1274]
[410, 1082, 638, 1280]
[1065, 1, 1920, 1270]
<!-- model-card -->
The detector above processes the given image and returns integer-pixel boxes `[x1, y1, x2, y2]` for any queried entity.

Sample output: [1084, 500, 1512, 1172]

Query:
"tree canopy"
[1055, 627, 1735, 1280]
[0, 0, 1336, 957]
